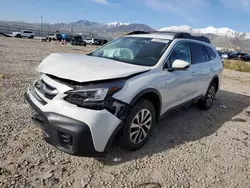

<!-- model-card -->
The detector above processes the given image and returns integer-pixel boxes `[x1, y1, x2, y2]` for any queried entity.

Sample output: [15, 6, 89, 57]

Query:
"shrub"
[223, 60, 250, 73]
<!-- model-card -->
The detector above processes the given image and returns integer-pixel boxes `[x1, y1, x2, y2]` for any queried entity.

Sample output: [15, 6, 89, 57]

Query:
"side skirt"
[159, 95, 203, 120]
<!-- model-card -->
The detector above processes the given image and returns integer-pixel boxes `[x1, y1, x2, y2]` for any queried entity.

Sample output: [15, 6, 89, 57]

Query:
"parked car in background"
[221, 53, 229, 59]
[61, 34, 71, 42]
[71, 35, 86, 46]
[242, 53, 250, 61]
[228, 52, 241, 59]
[55, 34, 62, 41]
[24, 31, 223, 156]
[84, 38, 100, 45]
[12, 30, 35, 39]
[97, 39, 109, 46]
[46, 33, 57, 41]
[55, 34, 71, 42]
[235, 53, 245, 60]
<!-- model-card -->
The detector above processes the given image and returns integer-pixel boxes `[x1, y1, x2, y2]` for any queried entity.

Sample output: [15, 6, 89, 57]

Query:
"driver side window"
[164, 42, 191, 68]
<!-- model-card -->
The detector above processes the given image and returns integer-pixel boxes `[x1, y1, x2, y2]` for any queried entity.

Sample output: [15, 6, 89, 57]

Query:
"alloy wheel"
[129, 109, 152, 144]
[206, 85, 216, 107]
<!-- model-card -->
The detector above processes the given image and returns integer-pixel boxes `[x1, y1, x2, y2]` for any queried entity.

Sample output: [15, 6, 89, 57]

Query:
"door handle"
[191, 72, 196, 76]
[210, 67, 214, 71]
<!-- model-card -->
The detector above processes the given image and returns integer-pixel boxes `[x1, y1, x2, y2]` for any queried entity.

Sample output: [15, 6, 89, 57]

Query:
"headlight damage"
[64, 79, 129, 119]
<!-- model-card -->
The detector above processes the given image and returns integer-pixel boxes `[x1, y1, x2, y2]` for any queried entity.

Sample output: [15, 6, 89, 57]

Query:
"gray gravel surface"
[0, 37, 250, 188]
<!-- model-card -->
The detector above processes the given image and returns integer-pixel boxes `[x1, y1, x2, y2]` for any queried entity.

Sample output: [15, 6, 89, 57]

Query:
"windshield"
[89, 37, 170, 66]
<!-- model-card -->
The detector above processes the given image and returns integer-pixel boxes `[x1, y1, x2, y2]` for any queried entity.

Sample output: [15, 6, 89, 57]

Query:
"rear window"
[190, 43, 207, 64]
[23, 31, 32, 33]
[205, 46, 217, 60]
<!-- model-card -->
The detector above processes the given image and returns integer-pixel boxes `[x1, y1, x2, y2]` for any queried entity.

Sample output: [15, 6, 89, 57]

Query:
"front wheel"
[198, 82, 217, 110]
[120, 99, 156, 151]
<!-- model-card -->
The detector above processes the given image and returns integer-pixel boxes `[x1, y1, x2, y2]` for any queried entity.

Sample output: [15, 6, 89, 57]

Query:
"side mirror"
[171, 59, 190, 70]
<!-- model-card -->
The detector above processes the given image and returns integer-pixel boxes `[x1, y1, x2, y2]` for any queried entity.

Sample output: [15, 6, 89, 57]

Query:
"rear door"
[22, 31, 29, 37]
[189, 42, 212, 97]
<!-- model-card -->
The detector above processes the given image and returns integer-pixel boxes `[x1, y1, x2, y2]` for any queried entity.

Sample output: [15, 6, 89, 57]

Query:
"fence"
[0, 21, 114, 39]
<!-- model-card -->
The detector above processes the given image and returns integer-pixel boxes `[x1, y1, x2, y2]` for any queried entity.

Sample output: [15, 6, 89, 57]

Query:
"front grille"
[34, 79, 58, 100]
[32, 91, 47, 105]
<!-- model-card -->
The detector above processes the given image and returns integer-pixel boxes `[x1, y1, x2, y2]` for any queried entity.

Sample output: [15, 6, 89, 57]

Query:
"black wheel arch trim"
[203, 75, 219, 99]
[129, 88, 162, 117]
[104, 88, 162, 152]
[209, 75, 219, 91]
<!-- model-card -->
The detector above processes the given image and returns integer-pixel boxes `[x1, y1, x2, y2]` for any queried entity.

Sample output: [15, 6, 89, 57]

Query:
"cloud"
[92, 0, 110, 5]
[144, 0, 210, 24]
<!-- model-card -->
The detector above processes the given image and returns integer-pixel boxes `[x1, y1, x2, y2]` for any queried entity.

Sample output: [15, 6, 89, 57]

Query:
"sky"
[1, 0, 250, 32]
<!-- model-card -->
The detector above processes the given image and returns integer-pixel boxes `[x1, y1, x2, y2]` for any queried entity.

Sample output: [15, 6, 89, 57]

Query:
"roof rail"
[126, 31, 150, 35]
[126, 30, 211, 44]
[174, 32, 211, 44]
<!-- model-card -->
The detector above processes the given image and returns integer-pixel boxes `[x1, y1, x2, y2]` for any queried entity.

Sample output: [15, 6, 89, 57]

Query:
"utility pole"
[71, 22, 73, 34]
[41, 16, 43, 31]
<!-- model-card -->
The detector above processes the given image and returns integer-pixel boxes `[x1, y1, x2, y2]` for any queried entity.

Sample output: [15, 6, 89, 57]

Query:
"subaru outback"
[24, 31, 223, 157]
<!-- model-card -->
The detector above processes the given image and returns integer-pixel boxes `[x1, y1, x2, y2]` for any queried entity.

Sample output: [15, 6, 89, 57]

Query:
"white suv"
[13, 30, 35, 39]
[84, 38, 99, 45]
[24, 31, 223, 156]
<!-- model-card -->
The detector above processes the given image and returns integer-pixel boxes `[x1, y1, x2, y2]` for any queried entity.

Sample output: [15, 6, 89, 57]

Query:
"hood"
[37, 53, 150, 82]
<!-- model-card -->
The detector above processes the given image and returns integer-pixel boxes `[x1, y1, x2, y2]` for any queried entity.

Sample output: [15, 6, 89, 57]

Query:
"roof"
[126, 31, 211, 44]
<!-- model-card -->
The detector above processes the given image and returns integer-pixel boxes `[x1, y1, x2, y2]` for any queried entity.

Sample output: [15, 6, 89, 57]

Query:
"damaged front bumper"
[24, 89, 128, 157]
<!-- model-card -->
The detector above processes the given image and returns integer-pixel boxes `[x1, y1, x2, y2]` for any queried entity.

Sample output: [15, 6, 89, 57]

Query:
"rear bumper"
[24, 92, 113, 157]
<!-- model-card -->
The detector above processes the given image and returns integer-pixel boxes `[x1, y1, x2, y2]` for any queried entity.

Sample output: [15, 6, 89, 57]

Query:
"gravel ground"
[0, 37, 250, 188]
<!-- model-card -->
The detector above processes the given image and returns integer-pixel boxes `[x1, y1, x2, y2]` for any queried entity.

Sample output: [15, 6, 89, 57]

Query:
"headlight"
[64, 79, 125, 110]
[65, 88, 109, 102]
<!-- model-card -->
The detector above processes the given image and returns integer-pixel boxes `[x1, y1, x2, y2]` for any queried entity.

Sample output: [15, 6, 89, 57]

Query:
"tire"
[198, 82, 217, 110]
[120, 99, 156, 151]
[29, 35, 34, 39]
[16, 34, 21, 38]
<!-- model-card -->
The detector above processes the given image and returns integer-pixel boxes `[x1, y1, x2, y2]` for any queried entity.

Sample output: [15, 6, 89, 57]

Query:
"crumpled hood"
[36, 53, 150, 82]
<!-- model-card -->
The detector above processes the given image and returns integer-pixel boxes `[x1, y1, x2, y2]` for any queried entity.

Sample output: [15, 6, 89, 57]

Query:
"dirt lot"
[0, 37, 250, 188]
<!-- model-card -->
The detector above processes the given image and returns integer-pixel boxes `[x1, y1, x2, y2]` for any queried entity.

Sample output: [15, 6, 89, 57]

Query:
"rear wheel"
[199, 82, 217, 110]
[16, 34, 21, 38]
[120, 99, 156, 151]
[29, 35, 34, 39]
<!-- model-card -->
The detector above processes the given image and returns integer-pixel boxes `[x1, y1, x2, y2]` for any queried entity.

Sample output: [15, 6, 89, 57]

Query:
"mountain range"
[159, 25, 250, 52]
[159, 25, 250, 40]
[49, 20, 154, 33]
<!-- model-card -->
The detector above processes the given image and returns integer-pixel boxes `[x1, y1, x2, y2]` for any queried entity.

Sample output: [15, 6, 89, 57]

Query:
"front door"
[161, 42, 197, 113]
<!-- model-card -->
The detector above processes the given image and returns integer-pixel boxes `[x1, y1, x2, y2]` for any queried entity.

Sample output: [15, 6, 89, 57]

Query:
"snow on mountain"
[159, 25, 193, 33]
[159, 25, 250, 39]
[245, 33, 250, 39]
[106, 21, 130, 27]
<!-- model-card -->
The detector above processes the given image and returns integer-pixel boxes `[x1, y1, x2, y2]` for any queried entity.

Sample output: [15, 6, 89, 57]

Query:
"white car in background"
[46, 33, 57, 41]
[12, 30, 35, 39]
[24, 31, 223, 157]
[221, 53, 229, 59]
[84, 38, 99, 45]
